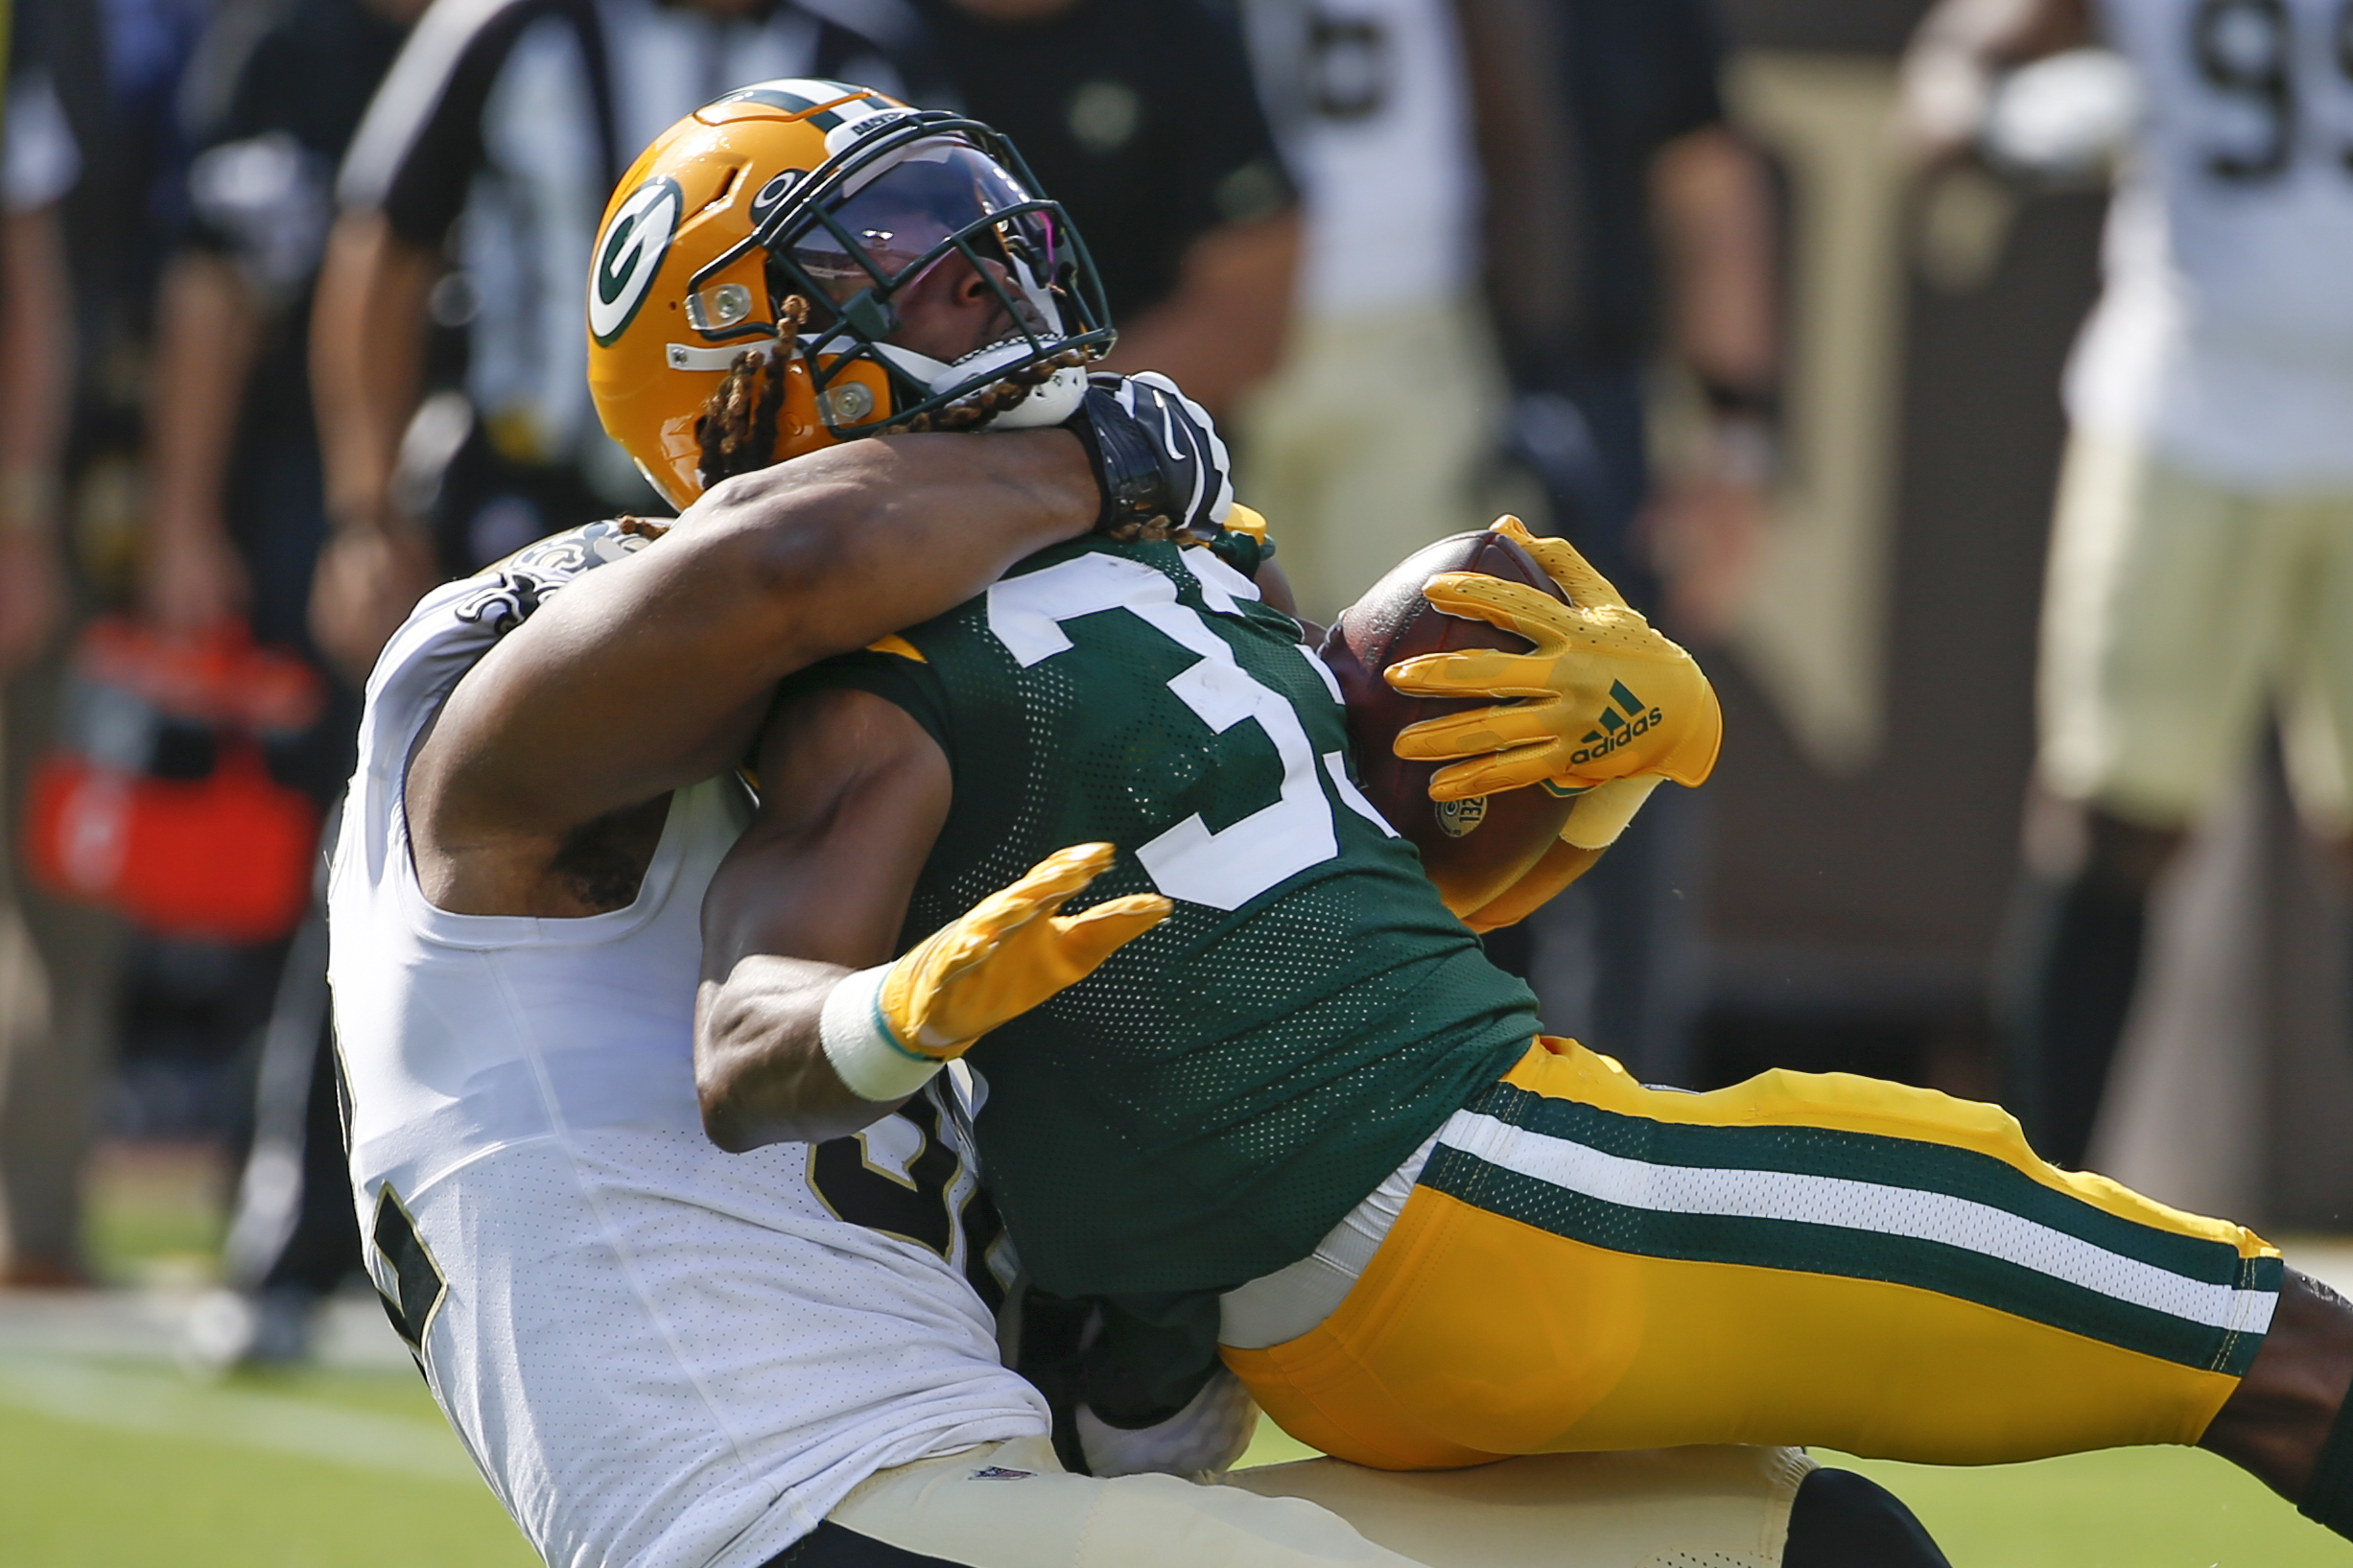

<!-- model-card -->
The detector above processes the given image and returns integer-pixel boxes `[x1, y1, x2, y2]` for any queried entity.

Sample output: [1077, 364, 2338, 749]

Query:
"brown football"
[1321, 528, 1578, 916]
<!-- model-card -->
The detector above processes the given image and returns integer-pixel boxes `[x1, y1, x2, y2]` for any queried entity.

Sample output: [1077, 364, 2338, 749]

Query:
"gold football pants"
[1224, 1038, 2280, 1471]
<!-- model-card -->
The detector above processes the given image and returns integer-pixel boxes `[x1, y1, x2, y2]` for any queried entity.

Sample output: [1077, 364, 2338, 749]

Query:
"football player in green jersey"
[676, 132, 2353, 1561]
[696, 488, 2353, 1543]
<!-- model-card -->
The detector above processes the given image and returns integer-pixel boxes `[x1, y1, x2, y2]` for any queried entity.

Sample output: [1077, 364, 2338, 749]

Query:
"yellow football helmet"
[585, 79, 1114, 509]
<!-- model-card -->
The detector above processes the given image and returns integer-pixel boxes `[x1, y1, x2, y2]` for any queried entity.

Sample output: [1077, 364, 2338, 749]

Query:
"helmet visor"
[781, 139, 1060, 319]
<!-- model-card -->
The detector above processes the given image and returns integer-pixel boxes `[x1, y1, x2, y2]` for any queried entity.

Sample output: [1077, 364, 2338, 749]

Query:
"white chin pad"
[874, 339, 1088, 429]
[987, 365, 1087, 428]
[934, 338, 1046, 387]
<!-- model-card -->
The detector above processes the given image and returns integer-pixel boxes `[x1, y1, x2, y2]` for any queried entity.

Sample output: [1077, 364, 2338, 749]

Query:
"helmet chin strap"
[863, 337, 1090, 427]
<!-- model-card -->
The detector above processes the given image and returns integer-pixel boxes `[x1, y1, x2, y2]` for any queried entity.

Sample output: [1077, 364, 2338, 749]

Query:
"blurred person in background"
[1905, 0, 2353, 1168]
[308, 0, 929, 688]
[1472, 0, 1779, 1087]
[914, 0, 1300, 417]
[1231, 0, 1489, 624]
[0, 3, 102, 1287]
[141, 0, 423, 1365]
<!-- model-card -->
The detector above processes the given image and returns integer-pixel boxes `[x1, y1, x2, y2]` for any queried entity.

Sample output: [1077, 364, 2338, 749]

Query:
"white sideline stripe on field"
[1437, 1110, 2278, 1338]
[0, 1355, 480, 1482]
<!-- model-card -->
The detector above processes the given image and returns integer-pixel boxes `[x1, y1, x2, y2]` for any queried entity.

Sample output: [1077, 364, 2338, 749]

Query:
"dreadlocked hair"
[1094, 514, 1179, 544]
[695, 348, 788, 489]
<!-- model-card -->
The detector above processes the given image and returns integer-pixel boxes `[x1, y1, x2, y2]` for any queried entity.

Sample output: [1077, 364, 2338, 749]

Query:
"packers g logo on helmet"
[588, 176, 681, 347]
[583, 79, 1115, 511]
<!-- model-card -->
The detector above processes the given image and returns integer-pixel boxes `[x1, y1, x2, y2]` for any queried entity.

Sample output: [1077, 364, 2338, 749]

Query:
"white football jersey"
[328, 522, 1047, 1568]
[1243, 0, 1478, 316]
[2069, 0, 2353, 486]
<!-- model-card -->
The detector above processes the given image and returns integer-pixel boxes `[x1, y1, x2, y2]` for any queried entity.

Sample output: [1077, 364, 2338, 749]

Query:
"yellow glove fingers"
[1000, 841, 1120, 912]
[1417, 573, 1580, 647]
[1492, 515, 1633, 614]
[1426, 744, 1568, 802]
[909, 843, 1118, 994]
[881, 843, 1141, 1058]
[1048, 893, 1175, 974]
[1392, 701, 1568, 761]
[1382, 645, 1559, 701]
[1425, 570, 1691, 665]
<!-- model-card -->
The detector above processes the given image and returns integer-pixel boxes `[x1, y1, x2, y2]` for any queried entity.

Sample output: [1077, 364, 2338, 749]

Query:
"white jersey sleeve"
[329, 521, 1047, 1568]
[2069, 0, 2353, 487]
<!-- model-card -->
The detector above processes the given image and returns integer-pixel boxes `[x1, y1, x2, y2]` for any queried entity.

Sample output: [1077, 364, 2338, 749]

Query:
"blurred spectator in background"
[143, 0, 422, 1366]
[1480, 0, 1777, 656]
[0, 4, 102, 1286]
[309, 0, 927, 687]
[1906, 0, 2353, 1167]
[1473, 0, 1779, 1086]
[916, 0, 1300, 415]
[145, 0, 417, 664]
[1233, 0, 1488, 622]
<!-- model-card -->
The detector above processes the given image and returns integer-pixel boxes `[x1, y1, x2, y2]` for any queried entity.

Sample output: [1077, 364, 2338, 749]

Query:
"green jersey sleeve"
[781, 643, 954, 758]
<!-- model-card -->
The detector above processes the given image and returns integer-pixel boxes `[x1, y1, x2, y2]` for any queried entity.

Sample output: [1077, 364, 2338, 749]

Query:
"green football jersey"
[801, 536, 1540, 1298]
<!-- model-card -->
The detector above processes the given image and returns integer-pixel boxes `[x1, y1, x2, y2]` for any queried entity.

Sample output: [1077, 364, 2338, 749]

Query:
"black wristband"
[1064, 387, 1172, 533]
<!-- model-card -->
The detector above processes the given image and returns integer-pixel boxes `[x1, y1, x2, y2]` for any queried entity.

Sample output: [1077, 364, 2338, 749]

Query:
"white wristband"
[818, 964, 945, 1104]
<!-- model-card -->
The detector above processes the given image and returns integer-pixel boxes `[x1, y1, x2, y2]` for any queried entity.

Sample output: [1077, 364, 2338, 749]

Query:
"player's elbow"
[694, 1026, 781, 1156]
[697, 1085, 764, 1155]
[694, 980, 873, 1150]
[695, 1048, 805, 1153]
[694, 981, 775, 1151]
[697, 1064, 882, 1153]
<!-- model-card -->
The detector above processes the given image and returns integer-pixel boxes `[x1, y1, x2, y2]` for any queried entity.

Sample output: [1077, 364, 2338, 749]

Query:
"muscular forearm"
[695, 689, 953, 1147]
[312, 211, 436, 532]
[0, 207, 69, 674]
[149, 253, 259, 527]
[0, 207, 69, 496]
[1652, 129, 1777, 400]
[417, 430, 1094, 847]
[698, 957, 902, 1148]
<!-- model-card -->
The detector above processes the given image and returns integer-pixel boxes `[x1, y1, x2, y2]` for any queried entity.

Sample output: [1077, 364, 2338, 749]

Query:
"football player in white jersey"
[1906, 0, 2353, 1169]
[331, 80, 1869, 1568]
[333, 521, 1846, 1568]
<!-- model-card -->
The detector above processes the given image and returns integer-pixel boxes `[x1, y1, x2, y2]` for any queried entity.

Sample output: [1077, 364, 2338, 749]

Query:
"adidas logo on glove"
[1569, 681, 1665, 769]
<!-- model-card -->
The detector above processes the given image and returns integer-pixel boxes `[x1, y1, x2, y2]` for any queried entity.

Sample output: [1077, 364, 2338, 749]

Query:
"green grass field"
[3, 1350, 2349, 1566]
[3, 1154, 2347, 1566]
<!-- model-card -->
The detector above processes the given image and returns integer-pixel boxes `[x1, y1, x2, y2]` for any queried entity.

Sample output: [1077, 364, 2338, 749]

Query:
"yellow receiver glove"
[822, 844, 1170, 1103]
[1383, 516, 1723, 802]
[880, 843, 1170, 1058]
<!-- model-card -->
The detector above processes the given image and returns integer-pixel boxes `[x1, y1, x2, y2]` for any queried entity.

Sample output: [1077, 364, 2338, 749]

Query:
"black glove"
[1063, 371, 1235, 539]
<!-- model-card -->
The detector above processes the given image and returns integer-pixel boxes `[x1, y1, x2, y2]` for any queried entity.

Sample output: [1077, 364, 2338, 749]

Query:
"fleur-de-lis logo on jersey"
[589, 176, 682, 346]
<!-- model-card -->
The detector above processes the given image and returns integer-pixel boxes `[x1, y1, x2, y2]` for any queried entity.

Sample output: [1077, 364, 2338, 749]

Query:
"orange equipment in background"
[21, 619, 324, 943]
